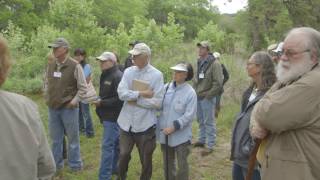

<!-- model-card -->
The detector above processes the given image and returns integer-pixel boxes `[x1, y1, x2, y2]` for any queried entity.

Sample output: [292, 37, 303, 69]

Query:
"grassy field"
[29, 94, 238, 180]
[1, 40, 246, 180]
[25, 52, 249, 180]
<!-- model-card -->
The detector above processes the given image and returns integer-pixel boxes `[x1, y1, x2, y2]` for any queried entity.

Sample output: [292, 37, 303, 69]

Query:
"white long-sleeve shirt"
[117, 64, 164, 133]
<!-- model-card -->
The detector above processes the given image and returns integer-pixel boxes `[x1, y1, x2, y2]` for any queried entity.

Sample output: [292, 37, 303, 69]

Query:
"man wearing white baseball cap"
[117, 43, 164, 180]
[94, 51, 123, 180]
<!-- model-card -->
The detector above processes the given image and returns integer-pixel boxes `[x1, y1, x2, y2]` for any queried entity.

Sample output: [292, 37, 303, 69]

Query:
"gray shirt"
[0, 90, 56, 180]
[117, 64, 164, 132]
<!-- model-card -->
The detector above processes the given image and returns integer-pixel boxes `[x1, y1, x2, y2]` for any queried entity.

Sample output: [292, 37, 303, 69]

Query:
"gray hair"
[287, 27, 320, 62]
[251, 51, 276, 91]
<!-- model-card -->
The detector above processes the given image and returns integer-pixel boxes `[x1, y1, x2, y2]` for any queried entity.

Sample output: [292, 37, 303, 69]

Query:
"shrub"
[0, 21, 27, 59]
[196, 21, 228, 52]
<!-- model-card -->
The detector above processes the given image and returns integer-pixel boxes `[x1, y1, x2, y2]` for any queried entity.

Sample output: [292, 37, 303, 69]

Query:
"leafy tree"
[93, 0, 147, 29]
[129, 16, 164, 51]
[146, 0, 218, 39]
[0, 21, 26, 59]
[196, 21, 228, 53]
[160, 13, 185, 52]
[49, 0, 107, 55]
[283, 0, 320, 28]
[105, 23, 131, 60]
[240, 0, 293, 51]
[0, 0, 48, 35]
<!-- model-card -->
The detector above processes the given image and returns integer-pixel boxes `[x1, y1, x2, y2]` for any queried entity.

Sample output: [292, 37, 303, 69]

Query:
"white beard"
[276, 58, 314, 84]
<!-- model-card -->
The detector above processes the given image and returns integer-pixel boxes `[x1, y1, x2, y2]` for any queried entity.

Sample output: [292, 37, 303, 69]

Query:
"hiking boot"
[201, 148, 213, 156]
[193, 141, 205, 148]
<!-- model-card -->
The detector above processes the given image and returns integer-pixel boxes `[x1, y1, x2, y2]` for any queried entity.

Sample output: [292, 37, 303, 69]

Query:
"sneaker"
[193, 141, 205, 148]
[201, 148, 213, 156]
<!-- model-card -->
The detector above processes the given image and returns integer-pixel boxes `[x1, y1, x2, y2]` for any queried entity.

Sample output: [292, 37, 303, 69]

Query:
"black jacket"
[230, 86, 267, 167]
[96, 65, 123, 122]
[124, 55, 133, 70]
[221, 63, 229, 85]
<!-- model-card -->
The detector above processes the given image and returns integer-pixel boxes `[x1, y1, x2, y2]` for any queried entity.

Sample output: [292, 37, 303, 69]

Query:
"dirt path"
[190, 131, 232, 180]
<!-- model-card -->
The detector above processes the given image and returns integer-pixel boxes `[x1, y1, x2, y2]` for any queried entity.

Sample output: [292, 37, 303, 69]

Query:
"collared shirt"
[117, 64, 164, 133]
[157, 82, 197, 147]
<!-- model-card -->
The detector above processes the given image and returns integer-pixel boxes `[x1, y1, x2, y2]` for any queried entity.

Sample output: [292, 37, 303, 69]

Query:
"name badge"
[199, 72, 204, 79]
[53, 72, 62, 78]
[104, 81, 111, 85]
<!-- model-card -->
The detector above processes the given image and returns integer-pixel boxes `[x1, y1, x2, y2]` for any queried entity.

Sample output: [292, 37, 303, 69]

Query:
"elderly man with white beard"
[250, 27, 320, 180]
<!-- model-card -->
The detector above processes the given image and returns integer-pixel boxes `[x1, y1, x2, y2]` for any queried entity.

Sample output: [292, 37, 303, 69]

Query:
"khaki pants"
[118, 127, 156, 180]
[161, 141, 191, 180]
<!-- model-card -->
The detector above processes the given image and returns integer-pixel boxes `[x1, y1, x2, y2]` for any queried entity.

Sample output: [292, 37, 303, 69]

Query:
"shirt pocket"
[173, 100, 186, 114]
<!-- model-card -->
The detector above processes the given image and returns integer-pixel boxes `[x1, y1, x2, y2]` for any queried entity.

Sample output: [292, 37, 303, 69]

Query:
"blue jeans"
[197, 97, 216, 149]
[79, 102, 95, 136]
[48, 107, 83, 170]
[99, 120, 119, 180]
[232, 163, 261, 180]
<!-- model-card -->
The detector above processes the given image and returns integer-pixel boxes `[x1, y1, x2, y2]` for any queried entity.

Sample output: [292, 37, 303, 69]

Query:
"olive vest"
[47, 57, 78, 109]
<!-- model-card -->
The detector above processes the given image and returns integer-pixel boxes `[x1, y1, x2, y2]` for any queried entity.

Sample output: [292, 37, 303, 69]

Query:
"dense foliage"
[0, 0, 319, 93]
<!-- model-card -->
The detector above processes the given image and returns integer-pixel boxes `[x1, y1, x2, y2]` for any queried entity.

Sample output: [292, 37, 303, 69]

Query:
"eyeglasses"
[278, 49, 310, 58]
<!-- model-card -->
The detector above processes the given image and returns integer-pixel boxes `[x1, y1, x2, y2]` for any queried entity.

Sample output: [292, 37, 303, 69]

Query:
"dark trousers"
[232, 163, 261, 180]
[161, 142, 191, 180]
[118, 127, 156, 180]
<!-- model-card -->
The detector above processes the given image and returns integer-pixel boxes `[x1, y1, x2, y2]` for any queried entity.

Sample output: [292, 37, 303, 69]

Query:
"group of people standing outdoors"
[1, 26, 320, 180]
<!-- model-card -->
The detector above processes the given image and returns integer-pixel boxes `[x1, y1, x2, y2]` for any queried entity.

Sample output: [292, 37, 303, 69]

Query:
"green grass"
[27, 93, 239, 180]
[23, 44, 249, 179]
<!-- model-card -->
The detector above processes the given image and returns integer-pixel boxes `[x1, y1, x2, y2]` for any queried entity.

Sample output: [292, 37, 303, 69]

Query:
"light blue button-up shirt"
[157, 82, 197, 147]
[117, 64, 164, 133]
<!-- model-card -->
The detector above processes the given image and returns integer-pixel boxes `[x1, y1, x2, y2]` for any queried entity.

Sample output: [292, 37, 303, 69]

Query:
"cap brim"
[48, 44, 60, 48]
[170, 67, 187, 72]
[128, 49, 141, 55]
[96, 56, 106, 61]
[197, 43, 209, 49]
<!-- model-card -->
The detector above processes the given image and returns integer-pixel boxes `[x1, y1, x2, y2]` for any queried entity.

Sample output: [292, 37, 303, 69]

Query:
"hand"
[92, 100, 101, 107]
[251, 122, 268, 139]
[66, 101, 77, 108]
[139, 89, 154, 98]
[162, 127, 175, 135]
